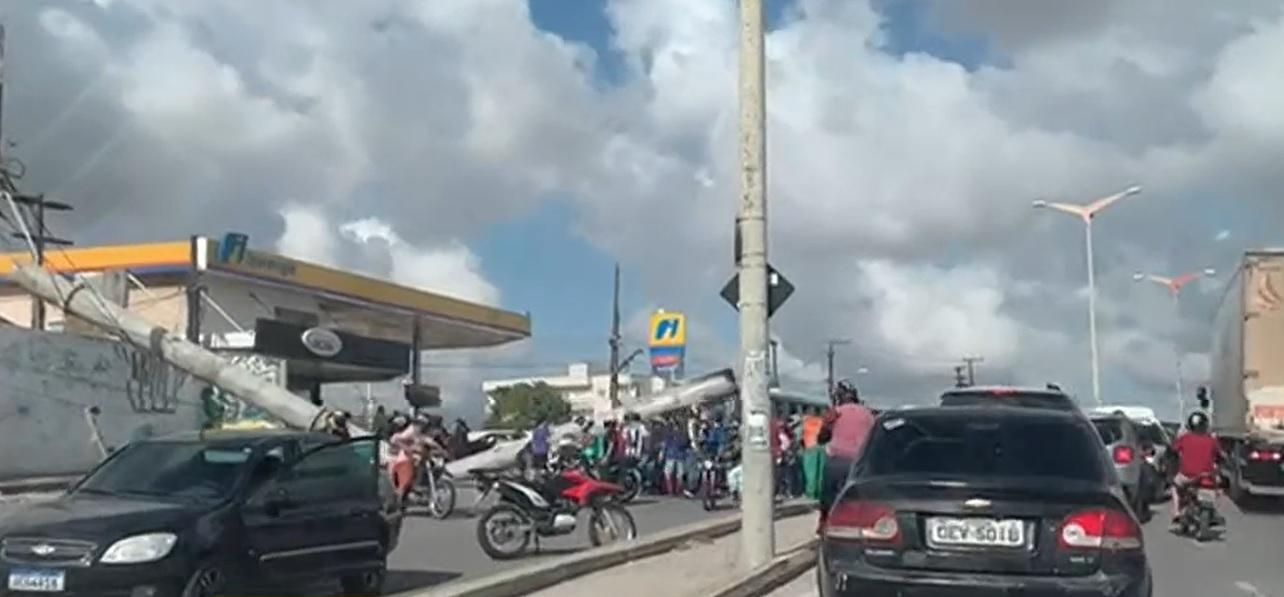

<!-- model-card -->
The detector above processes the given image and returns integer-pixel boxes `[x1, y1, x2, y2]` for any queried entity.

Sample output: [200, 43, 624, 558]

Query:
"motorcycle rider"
[818, 380, 876, 528]
[389, 416, 448, 507]
[1169, 411, 1222, 524]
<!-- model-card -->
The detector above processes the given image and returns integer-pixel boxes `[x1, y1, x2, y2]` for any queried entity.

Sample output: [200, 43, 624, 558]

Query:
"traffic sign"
[720, 265, 794, 317]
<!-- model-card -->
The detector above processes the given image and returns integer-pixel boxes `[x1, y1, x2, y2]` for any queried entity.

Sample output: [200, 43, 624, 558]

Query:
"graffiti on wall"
[115, 344, 184, 413]
[202, 352, 285, 425]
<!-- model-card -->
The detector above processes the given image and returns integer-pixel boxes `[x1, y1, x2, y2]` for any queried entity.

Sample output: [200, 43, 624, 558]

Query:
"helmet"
[1187, 411, 1210, 434]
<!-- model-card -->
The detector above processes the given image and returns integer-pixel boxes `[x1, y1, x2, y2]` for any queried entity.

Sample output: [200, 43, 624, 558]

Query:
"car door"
[241, 437, 381, 581]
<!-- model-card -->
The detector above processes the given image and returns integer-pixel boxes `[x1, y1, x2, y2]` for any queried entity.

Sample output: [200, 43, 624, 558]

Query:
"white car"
[1087, 405, 1160, 425]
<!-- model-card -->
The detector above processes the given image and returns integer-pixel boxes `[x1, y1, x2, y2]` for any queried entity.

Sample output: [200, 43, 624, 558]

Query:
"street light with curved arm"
[1033, 184, 1143, 406]
[1133, 267, 1216, 416]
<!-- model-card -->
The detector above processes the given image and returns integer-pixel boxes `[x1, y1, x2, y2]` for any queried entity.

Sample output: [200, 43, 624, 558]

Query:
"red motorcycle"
[473, 467, 637, 560]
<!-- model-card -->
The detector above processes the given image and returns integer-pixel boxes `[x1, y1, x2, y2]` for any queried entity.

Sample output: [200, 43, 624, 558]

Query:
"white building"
[482, 363, 668, 418]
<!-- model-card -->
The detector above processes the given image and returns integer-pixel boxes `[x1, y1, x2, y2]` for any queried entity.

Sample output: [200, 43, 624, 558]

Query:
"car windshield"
[940, 390, 1075, 411]
[863, 414, 1107, 483]
[76, 441, 254, 501]
[1091, 419, 1126, 445]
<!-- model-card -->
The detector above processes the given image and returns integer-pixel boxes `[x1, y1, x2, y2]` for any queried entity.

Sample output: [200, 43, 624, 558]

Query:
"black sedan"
[818, 406, 1152, 597]
[0, 430, 400, 597]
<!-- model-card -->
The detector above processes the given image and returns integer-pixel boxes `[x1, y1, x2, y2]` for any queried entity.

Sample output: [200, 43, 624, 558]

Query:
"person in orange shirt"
[800, 413, 826, 500]
[801, 414, 824, 448]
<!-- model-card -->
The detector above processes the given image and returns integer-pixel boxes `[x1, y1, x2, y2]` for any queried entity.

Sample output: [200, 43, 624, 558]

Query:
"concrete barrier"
[394, 501, 815, 597]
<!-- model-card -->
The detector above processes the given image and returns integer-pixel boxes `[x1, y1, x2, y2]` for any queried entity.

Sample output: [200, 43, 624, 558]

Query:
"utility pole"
[9, 193, 74, 329]
[737, 0, 773, 569]
[608, 263, 622, 409]
[1, 24, 7, 167]
[769, 339, 780, 388]
[961, 356, 984, 386]
[826, 339, 852, 400]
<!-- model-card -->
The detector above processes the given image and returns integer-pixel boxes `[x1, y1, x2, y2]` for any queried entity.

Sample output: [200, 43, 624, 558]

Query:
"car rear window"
[940, 390, 1076, 411]
[1091, 419, 1125, 445]
[1136, 423, 1167, 446]
[863, 415, 1108, 483]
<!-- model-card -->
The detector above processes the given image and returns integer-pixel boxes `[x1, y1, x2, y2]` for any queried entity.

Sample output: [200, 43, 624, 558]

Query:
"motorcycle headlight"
[99, 533, 177, 564]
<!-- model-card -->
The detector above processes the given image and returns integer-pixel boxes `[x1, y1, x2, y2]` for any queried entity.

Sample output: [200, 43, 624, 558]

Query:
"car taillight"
[1248, 449, 1282, 462]
[1058, 509, 1141, 551]
[825, 500, 902, 546]
[1112, 445, 1135, 465]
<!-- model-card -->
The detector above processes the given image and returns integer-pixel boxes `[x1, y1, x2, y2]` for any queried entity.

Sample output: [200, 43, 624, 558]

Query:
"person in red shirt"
[818, 380, 877, 527]
[1169, 411, 1221, 521]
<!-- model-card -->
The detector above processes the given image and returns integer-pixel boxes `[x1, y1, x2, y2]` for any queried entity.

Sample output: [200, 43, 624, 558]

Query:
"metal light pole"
[1133, 268, 1216, 417]
[1033, 185, 1142, 406]
[736, 0, 773, 569]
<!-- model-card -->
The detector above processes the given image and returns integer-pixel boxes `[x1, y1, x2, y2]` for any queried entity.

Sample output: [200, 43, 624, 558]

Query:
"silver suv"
[1089, 412, 1152, 521]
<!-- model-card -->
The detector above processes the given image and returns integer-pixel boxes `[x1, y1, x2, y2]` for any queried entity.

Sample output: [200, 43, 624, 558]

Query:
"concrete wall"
[0, 326, 203, 481]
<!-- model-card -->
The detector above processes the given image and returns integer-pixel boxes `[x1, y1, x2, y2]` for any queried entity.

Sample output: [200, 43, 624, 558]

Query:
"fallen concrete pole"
[444, 368, 737, 477]
[10, 263, 345, 434]
[12, 262, 737, 473]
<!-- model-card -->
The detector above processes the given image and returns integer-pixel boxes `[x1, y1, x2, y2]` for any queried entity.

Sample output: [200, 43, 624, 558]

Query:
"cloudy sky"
[2, 0, 1281, 420]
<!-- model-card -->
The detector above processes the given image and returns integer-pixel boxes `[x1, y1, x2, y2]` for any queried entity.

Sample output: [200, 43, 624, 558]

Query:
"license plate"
[7, 569, 65, 592]
[926, 517, 1025, 548]
[1198, 488, 1218, 501]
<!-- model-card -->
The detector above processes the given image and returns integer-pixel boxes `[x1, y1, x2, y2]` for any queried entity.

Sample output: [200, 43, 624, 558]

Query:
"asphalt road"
[767, 498, 1284, 597]
[382, 486, 722, 594]
[0, 487, 726, 596]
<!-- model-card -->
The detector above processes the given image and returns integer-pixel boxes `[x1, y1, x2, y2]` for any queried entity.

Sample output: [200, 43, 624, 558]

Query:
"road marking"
[1235, 581, 1270, 597]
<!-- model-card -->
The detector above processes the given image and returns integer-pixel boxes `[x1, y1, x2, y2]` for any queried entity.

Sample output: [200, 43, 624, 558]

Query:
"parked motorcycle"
[474, 467, 637, 560]
[405, 455, 456, 519]
[1174, 473, 1225, 542]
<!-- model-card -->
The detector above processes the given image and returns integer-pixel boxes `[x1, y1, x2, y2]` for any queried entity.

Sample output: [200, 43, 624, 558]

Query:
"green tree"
[485, 382, 572, 429]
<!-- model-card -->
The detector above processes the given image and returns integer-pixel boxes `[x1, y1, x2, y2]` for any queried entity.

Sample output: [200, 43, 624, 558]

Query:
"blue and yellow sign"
[649, 311, 686, 348]
[649, 311, 686, 375]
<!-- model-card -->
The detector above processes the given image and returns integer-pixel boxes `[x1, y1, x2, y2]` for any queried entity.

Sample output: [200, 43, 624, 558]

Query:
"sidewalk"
[526, 511, 817, 597]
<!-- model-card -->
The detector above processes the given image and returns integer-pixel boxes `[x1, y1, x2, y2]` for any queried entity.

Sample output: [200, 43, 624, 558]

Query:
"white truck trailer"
[1210, 250, 1284, 501]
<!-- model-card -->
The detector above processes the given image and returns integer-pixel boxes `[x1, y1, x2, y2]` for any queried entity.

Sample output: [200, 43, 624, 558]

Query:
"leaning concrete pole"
[11, 263, 338, 432]
[737, 0, 775, 568]
[13, 262, 739, 473]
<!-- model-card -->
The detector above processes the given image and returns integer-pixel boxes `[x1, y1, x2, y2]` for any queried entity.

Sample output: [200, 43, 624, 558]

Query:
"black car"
[0, 430, 401, 597]
[819, 406, 1152, 597]
[940, 386, 1083, 414]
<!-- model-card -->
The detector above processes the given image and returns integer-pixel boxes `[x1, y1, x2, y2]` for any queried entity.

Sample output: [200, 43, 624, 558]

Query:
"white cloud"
[9, 0, 1284, 419]
[859, 261, 1020, 372]
[339, 216, 500, 305]
[276, 203, 337, 266]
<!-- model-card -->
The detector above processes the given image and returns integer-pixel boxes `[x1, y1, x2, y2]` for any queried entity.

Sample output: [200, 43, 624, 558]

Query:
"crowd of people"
[361, 378, 881, 513]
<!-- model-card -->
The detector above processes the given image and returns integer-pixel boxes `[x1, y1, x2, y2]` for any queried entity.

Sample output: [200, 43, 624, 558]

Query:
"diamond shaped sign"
[720, 265, 795, 318]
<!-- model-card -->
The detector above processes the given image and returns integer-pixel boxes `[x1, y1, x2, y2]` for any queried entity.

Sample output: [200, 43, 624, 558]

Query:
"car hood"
[0, 493, 206, 541]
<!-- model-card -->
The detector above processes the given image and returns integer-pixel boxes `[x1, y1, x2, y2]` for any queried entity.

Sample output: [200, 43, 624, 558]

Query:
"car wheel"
[339, 564, 386, 596]
[180, 564, 226, 597]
